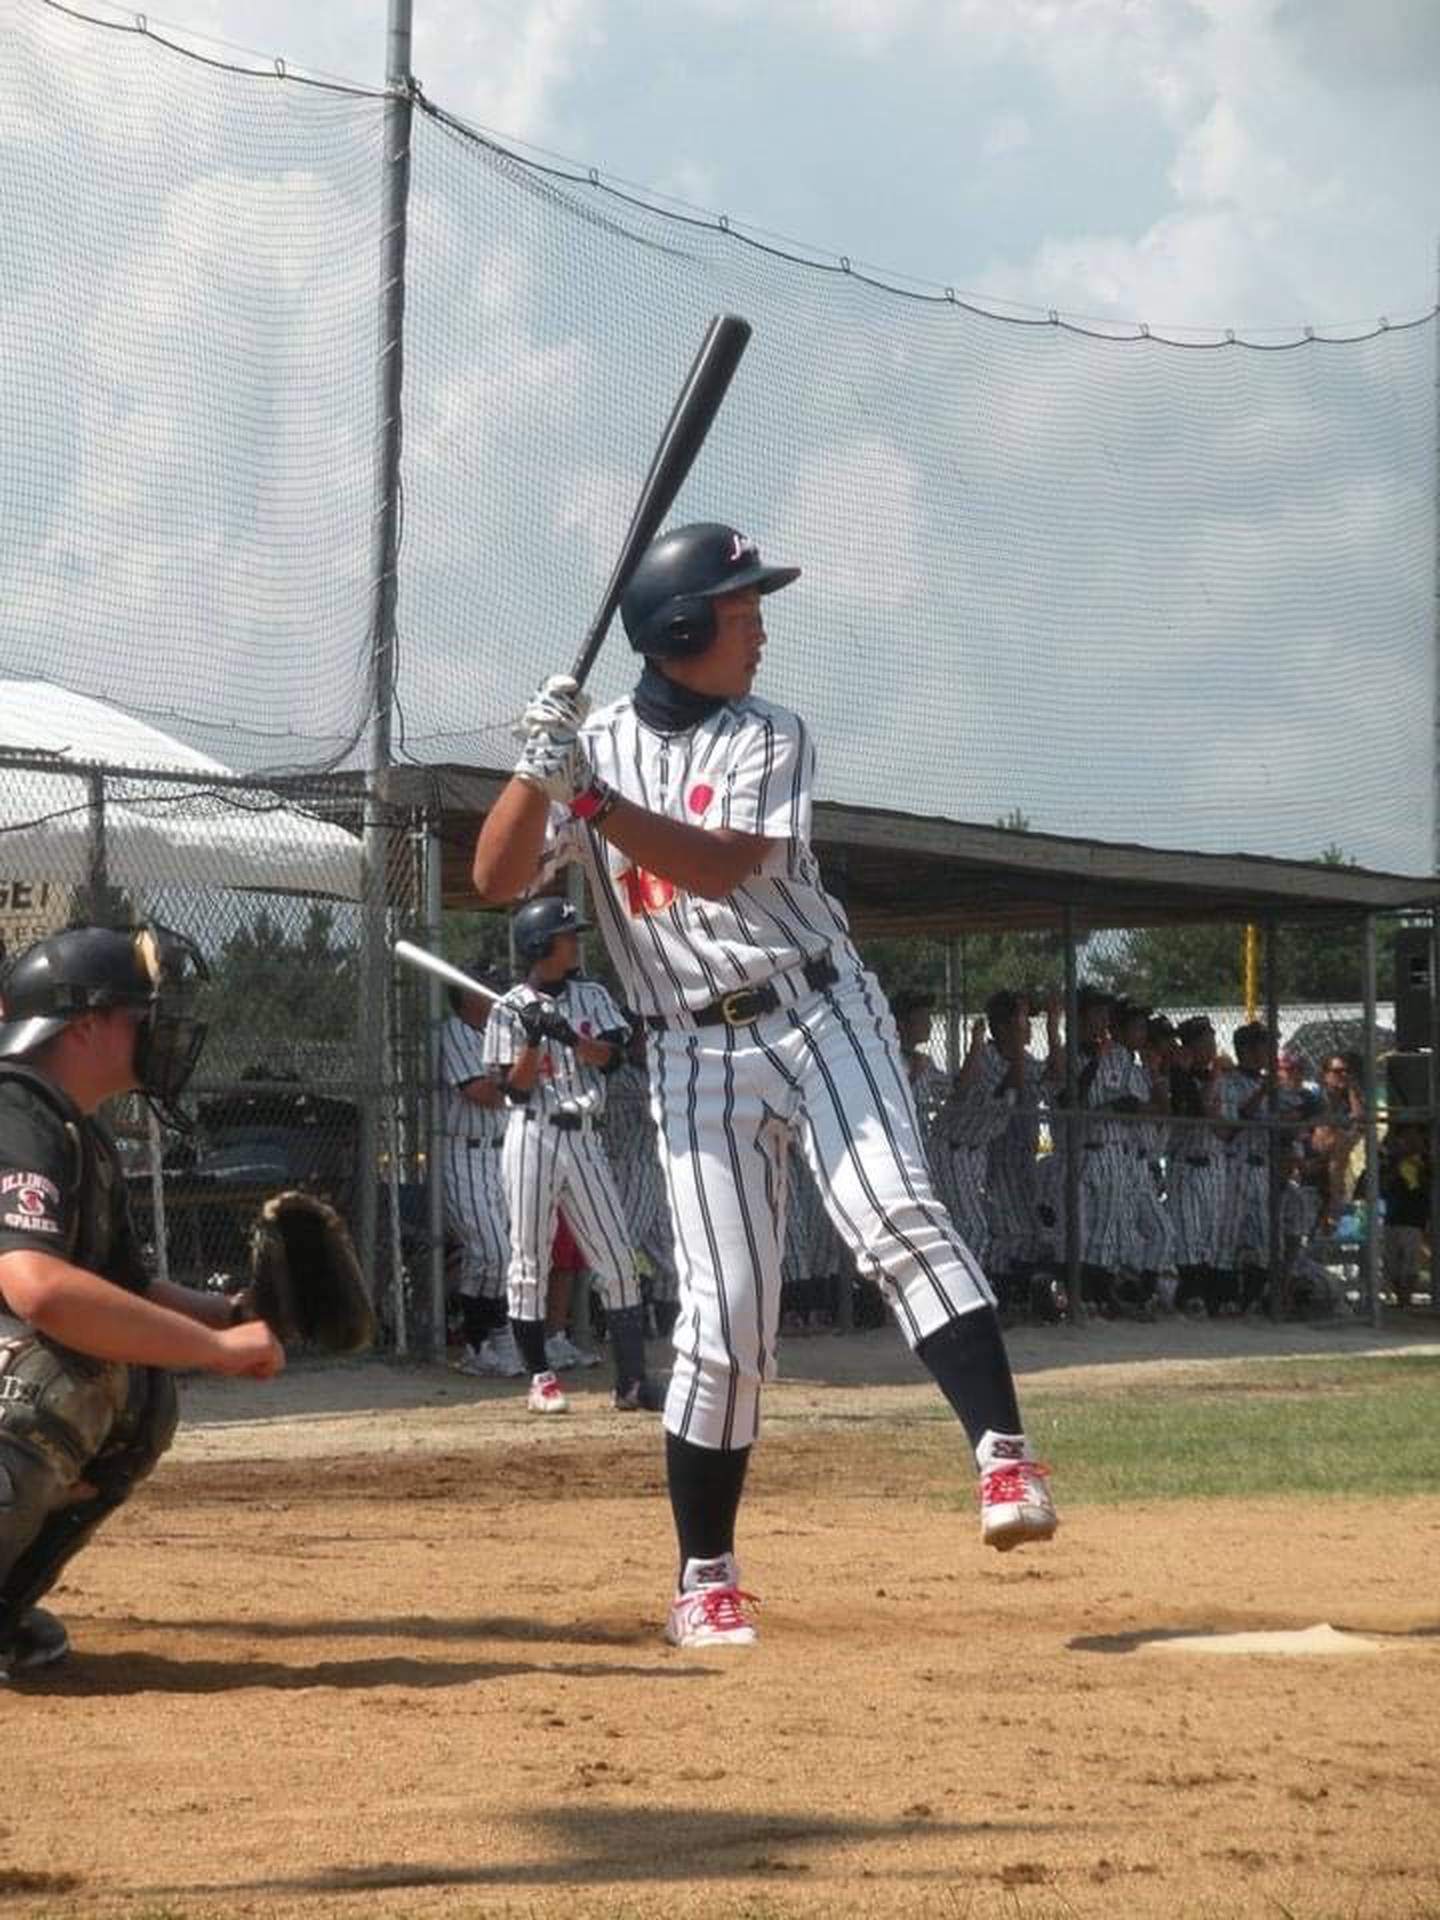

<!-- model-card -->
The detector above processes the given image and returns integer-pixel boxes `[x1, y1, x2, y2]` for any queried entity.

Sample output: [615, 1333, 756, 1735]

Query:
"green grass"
[1010, 1353, 1440, 1505]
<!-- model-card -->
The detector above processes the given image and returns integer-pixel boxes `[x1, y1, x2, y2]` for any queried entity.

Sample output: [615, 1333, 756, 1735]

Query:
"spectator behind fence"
[1313, 1051, 1365, 1229]
[1379, 1121, 1431, 1311]
[1169, 1015, 1227, 1318]
[981, 988, 1060, 1320]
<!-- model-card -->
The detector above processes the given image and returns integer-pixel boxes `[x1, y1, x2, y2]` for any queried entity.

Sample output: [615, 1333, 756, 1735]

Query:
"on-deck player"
[473, 521, 1058, 1647]
[480, 897, 663, 1415]
[439, 962, 522, 1377]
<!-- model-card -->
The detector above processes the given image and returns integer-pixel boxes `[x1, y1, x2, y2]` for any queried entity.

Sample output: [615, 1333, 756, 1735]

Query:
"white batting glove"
[514, 673, 591, 743]
[512, 729, 590, 805]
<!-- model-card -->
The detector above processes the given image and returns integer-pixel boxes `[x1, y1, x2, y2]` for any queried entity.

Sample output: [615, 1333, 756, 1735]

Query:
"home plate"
[1143, 1623, 1385, 1657]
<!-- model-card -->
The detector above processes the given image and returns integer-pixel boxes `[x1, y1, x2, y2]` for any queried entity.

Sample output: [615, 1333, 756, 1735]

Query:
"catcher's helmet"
[620, 522, 799, 659]
[512, 898, 592, 963]
[0, 923, 209, 1102]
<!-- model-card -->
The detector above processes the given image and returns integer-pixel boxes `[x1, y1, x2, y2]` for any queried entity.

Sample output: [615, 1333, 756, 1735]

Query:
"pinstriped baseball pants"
[650, 975, 995, 1451]
[500, 1116, 641, 1322]
[443, 1138, 509, 1299]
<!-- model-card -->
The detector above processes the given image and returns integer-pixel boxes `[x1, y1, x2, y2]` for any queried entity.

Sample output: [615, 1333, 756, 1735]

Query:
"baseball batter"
[473, 521, 1057, 1648]
[480, 897, 661, 1415]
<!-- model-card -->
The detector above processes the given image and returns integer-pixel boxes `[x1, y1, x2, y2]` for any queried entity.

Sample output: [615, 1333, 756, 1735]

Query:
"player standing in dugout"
[472, 522, 1058, 1648]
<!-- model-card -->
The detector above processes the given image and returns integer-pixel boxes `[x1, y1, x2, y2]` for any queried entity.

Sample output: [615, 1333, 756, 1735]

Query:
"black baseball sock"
[915, 1306, 1023, 1454]
[510, 1317, 549, 1376]
[460, 1294, 504, 1348]
[666, 1430, 750, 1575]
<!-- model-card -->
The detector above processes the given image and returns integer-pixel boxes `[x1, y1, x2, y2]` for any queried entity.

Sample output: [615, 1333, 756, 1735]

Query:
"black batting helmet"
[0, 923, 209, 1103]
[512, 898, 592, 963]
[620, 523, 800, 659]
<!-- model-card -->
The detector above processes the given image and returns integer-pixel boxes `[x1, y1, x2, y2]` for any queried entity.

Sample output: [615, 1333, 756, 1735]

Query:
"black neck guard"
[632, 661, 730, 733]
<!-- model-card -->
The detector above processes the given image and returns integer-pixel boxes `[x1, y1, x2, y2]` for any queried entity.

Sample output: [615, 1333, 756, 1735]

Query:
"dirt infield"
[6, 1320, 1440, 1920]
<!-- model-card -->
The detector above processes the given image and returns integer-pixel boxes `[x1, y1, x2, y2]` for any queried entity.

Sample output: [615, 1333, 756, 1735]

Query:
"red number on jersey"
[619, 865, 677, 917]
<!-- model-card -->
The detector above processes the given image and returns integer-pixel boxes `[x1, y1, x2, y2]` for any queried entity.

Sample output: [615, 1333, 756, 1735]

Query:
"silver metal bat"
[394, 939, 504, 1006]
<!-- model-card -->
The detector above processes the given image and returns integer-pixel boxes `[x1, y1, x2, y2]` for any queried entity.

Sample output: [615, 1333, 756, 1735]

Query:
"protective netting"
[3, 1, 1437, 874]
[0, 2, 385, 770]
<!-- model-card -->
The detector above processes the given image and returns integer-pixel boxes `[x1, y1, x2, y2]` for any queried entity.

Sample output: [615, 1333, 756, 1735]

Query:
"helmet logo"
[727, 532, 758, 565]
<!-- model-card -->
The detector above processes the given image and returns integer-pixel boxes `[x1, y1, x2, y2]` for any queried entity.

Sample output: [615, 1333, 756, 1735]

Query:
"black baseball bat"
[569, 312, 752, 688]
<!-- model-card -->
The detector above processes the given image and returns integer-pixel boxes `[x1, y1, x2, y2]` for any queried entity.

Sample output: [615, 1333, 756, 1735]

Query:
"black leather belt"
[1082, 1141, 1106, 1151]
[549, 1112, 591, 1132]
[647, 955, 838, 1032]
[464, 1138, 501, 1150]
[1246, 1154, 1266, 1166]
[1186, 1154, 1212, 1166]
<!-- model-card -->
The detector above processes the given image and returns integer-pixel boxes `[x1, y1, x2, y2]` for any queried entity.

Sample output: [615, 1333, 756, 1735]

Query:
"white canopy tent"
[0, 681, 362, 901]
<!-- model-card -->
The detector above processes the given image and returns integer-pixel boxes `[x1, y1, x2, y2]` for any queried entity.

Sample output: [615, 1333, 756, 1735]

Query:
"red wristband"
[571, 779, 618, 825]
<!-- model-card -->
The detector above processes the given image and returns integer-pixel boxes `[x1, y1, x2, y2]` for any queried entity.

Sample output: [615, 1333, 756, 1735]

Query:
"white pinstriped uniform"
[601, 1059, 679, 1302]
[539, 693, 993, 1450]
[438, 1014, 508, 1300]
[1217, 1068, 1269, 1268]
[481, 979, 641, 1323]
[981, 1042, 1049, 1273]
[1167, 1070, 1226, 1268]
[928, 1073, 1013, 1268]
[1078, 1045, 1142, 1270]
[1131, 1073, 1175, 1274]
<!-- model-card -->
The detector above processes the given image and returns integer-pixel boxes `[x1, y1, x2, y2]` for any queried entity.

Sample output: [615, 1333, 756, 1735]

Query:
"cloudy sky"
[3, 0, 1438, 874]
[145, 0, 1439, 333]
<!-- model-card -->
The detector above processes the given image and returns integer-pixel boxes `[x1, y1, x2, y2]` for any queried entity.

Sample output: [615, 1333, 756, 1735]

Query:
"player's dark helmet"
[620, 522, 800, 659]
[512, 898, 592, 963]
[0, 923, 209, 1103]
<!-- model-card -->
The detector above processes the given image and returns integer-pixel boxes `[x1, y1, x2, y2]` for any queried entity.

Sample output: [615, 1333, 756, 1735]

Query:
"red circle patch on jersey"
[687, 783, 714, 814]
[579, 1021, 593, 1037]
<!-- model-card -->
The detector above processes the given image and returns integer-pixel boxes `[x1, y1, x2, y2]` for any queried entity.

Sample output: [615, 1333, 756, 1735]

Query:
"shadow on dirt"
[96, 1610, 652, 1647]
[135, 1803, 1069, 1896]
[24, 1648, 708, 1696]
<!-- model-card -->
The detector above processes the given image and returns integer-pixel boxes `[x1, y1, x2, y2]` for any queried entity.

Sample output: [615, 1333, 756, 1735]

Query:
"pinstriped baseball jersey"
[481, 978, 629, 1119]
[438, 1014, 509, 1296]
[439, 1015, 505, 1145]
[539, 694, 856, 1023]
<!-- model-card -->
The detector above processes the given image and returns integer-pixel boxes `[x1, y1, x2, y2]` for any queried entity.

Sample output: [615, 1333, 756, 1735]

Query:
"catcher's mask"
[0, 922, 209, 1110]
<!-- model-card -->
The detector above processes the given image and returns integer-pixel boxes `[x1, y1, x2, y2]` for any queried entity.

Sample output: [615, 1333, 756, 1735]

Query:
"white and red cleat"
[978, 1434, 1058, 1551]
[664, 1555, 759, 1648]
[526, 1370, 569, 1415]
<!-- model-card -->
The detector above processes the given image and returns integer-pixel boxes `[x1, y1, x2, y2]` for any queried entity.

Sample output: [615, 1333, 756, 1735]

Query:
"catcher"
[0, 922, 369, 1683]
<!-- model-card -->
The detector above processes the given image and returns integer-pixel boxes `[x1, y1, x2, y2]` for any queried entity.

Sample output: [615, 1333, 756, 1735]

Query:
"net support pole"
[356, 0, 415, 1313]
[1264, 917, 1283, 1318]
[1429, 906, 1440, 1315]
[1434, 237, 1440, 875]
[424, 806, 447, 1361]
[944, 938, 961, 1076]
[1362, 913, 1382, 1327]
[1061, 906, 1081, 1326]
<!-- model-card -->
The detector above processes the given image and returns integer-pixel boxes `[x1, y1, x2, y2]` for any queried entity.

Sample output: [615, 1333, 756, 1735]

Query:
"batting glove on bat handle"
[513, 730, 587, 804]
[514, 673, 591, 743]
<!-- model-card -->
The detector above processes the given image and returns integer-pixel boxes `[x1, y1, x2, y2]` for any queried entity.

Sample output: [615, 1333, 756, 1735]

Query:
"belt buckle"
[719, 989, 760, 1027]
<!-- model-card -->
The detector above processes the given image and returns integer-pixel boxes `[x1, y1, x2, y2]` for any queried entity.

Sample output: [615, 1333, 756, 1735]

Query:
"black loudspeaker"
[1386, 1051, 1433, 1115]
[1393, 927, 1434, 1052]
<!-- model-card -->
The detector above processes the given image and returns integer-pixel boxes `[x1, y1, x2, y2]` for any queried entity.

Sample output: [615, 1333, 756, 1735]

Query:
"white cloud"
[980, 112, 1031, 163]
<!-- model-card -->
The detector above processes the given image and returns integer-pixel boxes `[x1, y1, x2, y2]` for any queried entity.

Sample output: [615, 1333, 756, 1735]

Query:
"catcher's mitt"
[248, 1191, 374, 1353]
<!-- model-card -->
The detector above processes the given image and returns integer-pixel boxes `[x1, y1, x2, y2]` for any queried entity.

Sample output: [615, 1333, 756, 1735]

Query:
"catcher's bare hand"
[214, 1320, 286, 1379]
[516, 673, 590, 742]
